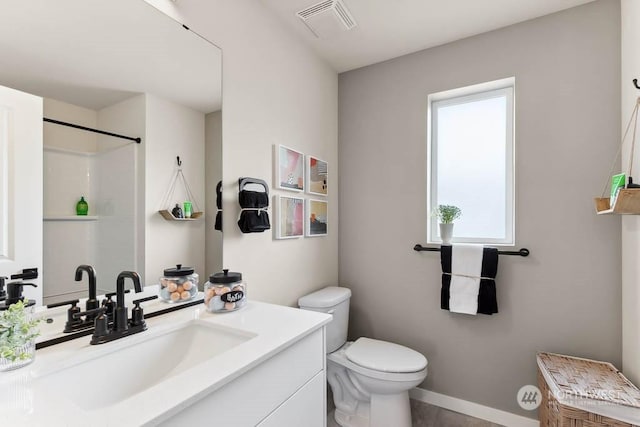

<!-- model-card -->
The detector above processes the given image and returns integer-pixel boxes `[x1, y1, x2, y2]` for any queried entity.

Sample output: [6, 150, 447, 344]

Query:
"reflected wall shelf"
[158, 157, 204, 222]
[44, 216, 99, 221]
[158, 210, 203, 221]
[594, 189, 640, 215]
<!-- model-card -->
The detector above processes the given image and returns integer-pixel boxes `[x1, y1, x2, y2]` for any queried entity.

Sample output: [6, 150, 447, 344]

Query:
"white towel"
[449, 244, 484, 315]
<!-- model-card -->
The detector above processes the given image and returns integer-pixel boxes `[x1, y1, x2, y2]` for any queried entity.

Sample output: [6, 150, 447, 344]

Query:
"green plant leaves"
[0, 301, 40, 362]
[434, 204, 462, 224]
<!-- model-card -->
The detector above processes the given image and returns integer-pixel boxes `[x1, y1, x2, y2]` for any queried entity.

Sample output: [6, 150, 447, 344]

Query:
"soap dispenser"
[0, 281, 37, 311]
[76, 196, 89, 216]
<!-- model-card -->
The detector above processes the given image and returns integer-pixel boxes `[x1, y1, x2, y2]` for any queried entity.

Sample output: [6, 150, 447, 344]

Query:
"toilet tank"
[298, 286, 351, 353]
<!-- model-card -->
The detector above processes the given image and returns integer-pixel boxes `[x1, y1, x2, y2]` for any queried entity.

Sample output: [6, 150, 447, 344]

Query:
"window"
[427, 78, 515, 245]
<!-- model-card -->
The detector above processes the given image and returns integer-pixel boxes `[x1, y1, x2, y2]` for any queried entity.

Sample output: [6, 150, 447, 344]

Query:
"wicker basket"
[537, 352, 640, 427]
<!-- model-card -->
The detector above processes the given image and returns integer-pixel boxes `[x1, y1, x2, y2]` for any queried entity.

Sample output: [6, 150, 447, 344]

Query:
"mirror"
[0, 0, 222, 306]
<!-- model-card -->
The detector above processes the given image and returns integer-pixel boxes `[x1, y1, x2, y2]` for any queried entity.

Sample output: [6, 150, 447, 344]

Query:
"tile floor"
[327, 399, 504, 427]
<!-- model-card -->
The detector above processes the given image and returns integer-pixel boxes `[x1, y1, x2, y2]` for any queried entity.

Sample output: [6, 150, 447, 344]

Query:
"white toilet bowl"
[327, 339, 427, 427]
[298, 287, 428, 427]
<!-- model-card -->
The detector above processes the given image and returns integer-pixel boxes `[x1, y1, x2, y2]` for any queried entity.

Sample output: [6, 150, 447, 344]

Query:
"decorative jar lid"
[209, 269, 242, 284]
[163, 264, 195, 277]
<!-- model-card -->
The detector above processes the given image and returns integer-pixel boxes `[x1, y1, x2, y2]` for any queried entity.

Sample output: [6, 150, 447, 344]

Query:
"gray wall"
[338, 0, 621, 418]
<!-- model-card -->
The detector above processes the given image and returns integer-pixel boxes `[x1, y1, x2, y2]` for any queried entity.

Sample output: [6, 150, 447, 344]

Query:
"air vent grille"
[297, 0, 357, 38]
[297, 0, 334, 19]
[334, 1, 355, 29]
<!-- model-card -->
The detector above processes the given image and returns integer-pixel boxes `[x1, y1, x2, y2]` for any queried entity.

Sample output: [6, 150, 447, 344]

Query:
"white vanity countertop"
[0, 301, 331, 426]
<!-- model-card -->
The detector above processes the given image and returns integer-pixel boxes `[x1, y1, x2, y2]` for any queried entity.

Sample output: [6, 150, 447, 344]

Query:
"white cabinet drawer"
[159, 328, 324, 426]
[257, 371, 325, 427]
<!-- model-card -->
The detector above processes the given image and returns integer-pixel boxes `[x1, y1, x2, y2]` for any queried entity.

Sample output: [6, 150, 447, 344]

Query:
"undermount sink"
[34, 320, 255, 410]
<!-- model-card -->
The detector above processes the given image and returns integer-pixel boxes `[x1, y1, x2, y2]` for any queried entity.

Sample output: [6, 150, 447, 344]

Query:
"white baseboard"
[409, 387, 539, 427]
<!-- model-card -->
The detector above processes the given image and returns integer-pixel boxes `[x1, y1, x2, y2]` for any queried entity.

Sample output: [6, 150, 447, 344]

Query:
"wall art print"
[306, 199, 328, 237]
[306, 155, 328, 196]
[275, 195, 304, 239]
[276, 145, 304, 192]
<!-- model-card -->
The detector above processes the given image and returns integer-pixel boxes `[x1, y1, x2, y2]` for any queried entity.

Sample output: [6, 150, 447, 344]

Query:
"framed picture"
[306, 199, 328, 237]
[275, 145, 304, 192]
[306, 155, 328, 196]
[275, 195, 304, 239]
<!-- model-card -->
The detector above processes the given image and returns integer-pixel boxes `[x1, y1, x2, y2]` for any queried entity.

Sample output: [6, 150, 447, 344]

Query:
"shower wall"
[43, 97, 140, 304]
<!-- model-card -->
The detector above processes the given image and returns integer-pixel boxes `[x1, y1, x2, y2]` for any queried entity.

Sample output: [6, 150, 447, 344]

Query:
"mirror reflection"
[0, 0, 222, 306]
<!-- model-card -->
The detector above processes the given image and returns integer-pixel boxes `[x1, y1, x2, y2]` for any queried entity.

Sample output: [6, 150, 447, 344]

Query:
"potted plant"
[433, 204, 462, 244]
[0, 300, 40, 371]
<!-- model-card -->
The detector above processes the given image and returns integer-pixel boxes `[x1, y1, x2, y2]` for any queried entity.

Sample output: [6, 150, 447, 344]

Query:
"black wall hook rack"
[634, 79, 640, 90]
[413, 244, 530, 257]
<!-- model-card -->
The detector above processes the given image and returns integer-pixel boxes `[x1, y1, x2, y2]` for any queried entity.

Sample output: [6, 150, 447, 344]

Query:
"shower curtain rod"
[43, 117, 141, 144]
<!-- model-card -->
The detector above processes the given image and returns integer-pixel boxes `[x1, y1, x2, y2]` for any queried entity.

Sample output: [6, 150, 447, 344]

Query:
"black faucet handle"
[46, 299, 80, 309]
[104, 289, 131, 299]
[10, 268, 38, 280]
[131, 296, 157, 328]
[132, 295, 158, 306]
[73, 306, 106, 319]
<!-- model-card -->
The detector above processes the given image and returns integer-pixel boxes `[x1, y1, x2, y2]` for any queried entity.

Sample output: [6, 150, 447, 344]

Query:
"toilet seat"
[346, 337, 427, 373]
[328, 341, 428, 383]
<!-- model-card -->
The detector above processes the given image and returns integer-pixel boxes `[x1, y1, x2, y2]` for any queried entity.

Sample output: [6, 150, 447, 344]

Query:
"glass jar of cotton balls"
[204, 269, 246, 313]
[159, 264, 199, 303]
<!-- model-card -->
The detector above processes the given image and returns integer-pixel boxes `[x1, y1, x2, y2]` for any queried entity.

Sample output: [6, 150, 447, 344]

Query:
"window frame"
[427, 78, 515, 246]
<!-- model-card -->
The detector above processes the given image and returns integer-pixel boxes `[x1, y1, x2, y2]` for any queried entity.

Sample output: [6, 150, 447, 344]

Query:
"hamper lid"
[298, 286, 351, 308]
[537, 352, 640, 409]
[163, 264, 195, 277]
[345, 337, 427, 373]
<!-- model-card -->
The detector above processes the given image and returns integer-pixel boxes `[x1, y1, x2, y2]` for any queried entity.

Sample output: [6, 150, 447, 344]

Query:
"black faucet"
[114, 271, 141, 333]
[74, 271, 154, 345]
[75, 265, 99, 312]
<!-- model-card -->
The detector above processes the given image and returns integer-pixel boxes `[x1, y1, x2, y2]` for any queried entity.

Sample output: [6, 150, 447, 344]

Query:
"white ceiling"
[0, 0, 221, 113]
[260, 0, 597, 72]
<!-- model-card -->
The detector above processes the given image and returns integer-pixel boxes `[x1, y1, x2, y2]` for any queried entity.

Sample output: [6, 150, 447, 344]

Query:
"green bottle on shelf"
[76, 196, 88, 216]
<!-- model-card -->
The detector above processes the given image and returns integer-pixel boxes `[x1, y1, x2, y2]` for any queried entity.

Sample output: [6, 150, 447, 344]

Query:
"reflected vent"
[297, 0, 357, 39]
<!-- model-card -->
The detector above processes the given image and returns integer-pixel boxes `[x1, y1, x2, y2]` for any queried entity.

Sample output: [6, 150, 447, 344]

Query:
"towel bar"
[413, 244, 529, 257]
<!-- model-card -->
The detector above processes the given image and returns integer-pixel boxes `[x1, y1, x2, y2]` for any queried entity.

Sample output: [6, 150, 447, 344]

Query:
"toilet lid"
[345, 337, 427, 373]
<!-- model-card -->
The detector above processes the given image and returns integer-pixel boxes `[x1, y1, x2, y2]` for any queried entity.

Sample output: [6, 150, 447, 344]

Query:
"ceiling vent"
[297, 0, 357, 39]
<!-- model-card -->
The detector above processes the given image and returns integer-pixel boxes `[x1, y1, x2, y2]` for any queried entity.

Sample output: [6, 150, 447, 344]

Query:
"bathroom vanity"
[0, 302, 331, 426]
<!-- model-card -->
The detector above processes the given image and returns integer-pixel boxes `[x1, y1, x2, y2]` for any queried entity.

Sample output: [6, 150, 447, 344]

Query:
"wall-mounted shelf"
[158, 210, 203, 221]
[594, 189, 640, 215]
[44, 216, 99, 221]
[595, 82, 640, 216]
[158, 157, 204, 222]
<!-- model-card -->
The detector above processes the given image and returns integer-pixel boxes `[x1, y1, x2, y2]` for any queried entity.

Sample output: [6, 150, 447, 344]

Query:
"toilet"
[298, 286, 427, 427]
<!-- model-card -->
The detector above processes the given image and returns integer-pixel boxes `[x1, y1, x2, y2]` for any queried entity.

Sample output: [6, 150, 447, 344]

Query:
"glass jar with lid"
[159, 264, 199, 303]
[204, 269, 246, 312]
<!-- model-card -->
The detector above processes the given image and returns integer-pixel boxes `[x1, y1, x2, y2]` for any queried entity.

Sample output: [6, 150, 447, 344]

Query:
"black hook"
[176, 156, 182, 167]
[634, 79, 640, 90]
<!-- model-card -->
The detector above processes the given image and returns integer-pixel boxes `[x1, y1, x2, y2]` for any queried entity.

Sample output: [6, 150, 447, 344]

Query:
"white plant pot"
[439, 223, 454, 244]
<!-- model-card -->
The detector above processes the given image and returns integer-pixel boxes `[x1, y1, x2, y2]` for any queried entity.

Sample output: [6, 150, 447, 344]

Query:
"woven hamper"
[537, 352, 640, 427]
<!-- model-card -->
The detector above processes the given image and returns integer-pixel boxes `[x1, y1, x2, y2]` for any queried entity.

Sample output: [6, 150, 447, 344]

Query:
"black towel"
[238, 190, 269, 209]
[440, 246, 499, 315]
[237, 209, 270, 233]
[237, 190, 270, 233]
